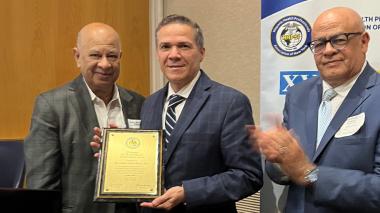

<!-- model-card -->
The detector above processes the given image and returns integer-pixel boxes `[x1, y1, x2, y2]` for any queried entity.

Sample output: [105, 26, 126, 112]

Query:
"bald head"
[73, 22, 122, 103]
[76, 22, 121, 50]
[313, 7, 365, 38]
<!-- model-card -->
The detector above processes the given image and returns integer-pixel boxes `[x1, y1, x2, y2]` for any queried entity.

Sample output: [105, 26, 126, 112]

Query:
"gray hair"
[155, 14, 204, 48]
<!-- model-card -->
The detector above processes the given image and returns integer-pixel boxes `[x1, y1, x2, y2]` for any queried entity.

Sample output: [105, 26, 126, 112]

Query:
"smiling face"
[74, 23, 122, 96]
[312, 7, 370, 87]
[156, 23, 205, 92]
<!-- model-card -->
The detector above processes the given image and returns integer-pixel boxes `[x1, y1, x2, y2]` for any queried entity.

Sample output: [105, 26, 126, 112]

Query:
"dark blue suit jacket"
[267, 64, 380, 213]
[140, 71, 263, 212]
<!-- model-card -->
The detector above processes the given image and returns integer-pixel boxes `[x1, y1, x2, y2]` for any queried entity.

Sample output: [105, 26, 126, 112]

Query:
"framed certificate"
[94, 129, 164, 202]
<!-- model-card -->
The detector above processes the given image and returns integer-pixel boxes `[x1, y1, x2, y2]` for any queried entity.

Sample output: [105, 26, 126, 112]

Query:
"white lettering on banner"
[279, 71, 319, 95]
[283, 75, 307, 88]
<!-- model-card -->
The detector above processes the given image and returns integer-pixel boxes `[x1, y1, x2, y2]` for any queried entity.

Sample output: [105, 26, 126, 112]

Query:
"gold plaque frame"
[94, 129, 164, 202]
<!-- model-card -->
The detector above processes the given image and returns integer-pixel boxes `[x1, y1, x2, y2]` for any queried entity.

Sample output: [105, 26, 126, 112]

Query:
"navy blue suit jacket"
[140, 71, 263, 212]
[268, 64, 380, 213]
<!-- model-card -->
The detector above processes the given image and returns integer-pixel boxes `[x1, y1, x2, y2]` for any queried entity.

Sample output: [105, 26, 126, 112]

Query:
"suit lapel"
[118, 86, 135, 128]
[164, 71, 212, 164]
[313, 65, 376, 161]
[304, 80, 322, 159]
[68, 76, 99, 151]
[141, 86, 166, 130]
[156, 93, 165, 130]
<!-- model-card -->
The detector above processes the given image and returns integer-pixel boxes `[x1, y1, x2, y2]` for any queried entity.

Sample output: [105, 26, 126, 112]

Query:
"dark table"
[0, 188, 61, 213]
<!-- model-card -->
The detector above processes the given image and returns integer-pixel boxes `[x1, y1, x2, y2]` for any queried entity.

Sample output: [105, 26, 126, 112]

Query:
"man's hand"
[248, 124, 315, 185]
[140, 186, 185, 210]
[90, 127, 102, 158]
[90, 125, 118, 158]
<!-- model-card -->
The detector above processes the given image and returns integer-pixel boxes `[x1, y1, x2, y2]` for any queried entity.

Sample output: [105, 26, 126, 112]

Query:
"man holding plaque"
[24, 23, 145, 213]
[91, 15, 263, 212]
[139, 15, 263, 212]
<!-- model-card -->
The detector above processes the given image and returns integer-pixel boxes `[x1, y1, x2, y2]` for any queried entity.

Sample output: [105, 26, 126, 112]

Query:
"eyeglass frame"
[308, 32, 364, 54]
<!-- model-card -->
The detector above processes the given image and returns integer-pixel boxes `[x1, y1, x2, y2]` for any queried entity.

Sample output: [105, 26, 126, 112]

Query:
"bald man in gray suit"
[24, 23, 144, 213]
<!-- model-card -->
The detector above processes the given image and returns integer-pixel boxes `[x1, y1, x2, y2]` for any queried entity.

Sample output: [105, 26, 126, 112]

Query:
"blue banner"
[262, 0, 305, 19]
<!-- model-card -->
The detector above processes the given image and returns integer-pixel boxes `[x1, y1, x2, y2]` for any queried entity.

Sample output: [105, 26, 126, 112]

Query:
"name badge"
[128, 119, 141, 129]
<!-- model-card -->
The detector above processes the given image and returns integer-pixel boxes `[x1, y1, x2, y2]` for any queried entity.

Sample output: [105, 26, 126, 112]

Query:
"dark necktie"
[164, 95, 185, 145]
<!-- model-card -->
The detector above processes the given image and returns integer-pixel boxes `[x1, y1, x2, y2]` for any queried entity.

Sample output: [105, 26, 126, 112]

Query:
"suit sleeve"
[182, 92, 263, 207]
[24, 94, 62, 190]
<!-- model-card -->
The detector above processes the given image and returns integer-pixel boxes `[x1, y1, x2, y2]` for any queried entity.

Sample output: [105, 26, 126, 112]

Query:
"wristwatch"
[304, 167, 319, 186]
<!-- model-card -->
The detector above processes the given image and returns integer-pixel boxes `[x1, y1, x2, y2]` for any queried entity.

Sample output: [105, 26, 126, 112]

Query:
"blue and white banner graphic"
[261, 0, 380, 127]
[260, 1, 379, 211]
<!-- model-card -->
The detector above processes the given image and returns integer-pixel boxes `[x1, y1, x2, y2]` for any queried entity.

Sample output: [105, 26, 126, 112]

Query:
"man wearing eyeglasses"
[249, 7, 380, 213]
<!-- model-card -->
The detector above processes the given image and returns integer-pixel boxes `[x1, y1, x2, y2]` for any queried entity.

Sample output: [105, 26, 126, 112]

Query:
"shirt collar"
[83, 77, 120, 104]
[322, 61, 367, 98]
[166, 70, 201, 101]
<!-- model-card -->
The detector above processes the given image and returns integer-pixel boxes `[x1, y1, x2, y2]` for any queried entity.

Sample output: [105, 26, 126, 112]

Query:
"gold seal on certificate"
[94, 129, 164, 202]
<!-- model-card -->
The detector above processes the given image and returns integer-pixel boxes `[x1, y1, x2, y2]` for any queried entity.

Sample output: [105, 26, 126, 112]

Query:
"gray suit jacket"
[267, 64, 380, 213]
[24, 75, 144, 213]
[140, 71, 263, 213]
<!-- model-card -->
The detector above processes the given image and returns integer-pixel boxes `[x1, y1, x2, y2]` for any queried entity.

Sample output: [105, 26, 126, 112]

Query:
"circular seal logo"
[125, 137, 141, 149]
[271, 15, 311, 57]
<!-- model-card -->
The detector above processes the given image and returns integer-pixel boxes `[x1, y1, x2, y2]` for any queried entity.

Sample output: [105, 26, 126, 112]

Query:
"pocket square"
[335, 113, 365, 138]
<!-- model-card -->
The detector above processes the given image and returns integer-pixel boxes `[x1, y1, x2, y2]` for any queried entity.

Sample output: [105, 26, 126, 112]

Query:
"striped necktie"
[165, 95, 185, 145]
[316, 88, 337, 148]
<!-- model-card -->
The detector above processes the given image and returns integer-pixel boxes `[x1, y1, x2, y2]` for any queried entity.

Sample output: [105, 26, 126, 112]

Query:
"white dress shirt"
[162, 71, 201, 129]
[84, 79, 126, 128]
[321, 61, 367, 117]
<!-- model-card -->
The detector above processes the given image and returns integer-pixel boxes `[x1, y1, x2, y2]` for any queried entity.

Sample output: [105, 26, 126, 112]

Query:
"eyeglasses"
[309, 32, 363, 54]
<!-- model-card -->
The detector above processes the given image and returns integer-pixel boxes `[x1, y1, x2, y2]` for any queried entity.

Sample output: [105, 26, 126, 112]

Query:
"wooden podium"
[0, 188, 61, 213]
